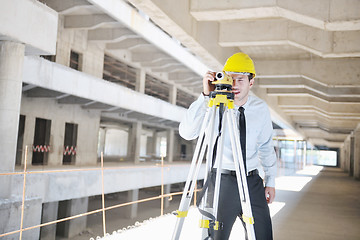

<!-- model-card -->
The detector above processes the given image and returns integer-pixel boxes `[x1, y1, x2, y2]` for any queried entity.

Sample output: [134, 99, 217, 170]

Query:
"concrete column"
[340, 145, 345, 170]
[164, 184, 171, 209]
[166, 129, 174, 163]
[127, 122, 142, 163]
[350, 134, 355, 177]
[344, 135, 351, 173]
[58, 197, 88, 238]
[293, 140, 297, 169]
[126, 189, 139, 219]
[302, 141, 307, 168]
[152, 130, 158, 157]
[0, 198, 42, 240]
[97, 127, 106, 158]
[135, 69, 146, 94]
[40, 201, 59, 240]
[48, 119, 65, 166]
[353, 124, 360, 179]
[173, 132, 180, 161]
[169, 85, 177, 104]
[21, 115, 35, 165]
[0, 41, 25, 198]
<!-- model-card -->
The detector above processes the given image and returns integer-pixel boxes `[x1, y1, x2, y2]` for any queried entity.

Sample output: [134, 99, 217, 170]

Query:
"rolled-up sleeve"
[179, 94, 208, 140]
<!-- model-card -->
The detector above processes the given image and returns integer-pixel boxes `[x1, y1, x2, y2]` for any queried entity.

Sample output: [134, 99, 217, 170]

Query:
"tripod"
[172, 72, 256, 240]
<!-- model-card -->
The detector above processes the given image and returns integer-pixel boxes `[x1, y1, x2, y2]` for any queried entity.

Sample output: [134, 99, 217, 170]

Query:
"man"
[179, 52, 277, 240]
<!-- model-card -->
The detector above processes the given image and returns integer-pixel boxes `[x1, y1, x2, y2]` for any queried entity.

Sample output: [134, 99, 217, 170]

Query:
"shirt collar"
[234, 95, 251, 110]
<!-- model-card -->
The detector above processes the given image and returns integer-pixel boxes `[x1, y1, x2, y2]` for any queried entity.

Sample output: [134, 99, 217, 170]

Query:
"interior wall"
[19, 96, 101, 166]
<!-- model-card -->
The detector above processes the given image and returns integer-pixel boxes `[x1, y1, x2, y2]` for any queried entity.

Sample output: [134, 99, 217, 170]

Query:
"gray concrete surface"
[59, 167, 360, 240]
[273, 167, 360, 240]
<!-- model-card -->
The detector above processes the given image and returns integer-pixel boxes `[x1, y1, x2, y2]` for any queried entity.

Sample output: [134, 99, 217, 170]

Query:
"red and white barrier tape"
[64, 146, 77, 155]
[33, 145, 51, 152]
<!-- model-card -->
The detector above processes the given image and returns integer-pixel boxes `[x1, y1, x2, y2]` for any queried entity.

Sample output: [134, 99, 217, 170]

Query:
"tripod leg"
[172, 106, 217, 240]
[227, 109, 256, 240]
[200, 105, 228, 239]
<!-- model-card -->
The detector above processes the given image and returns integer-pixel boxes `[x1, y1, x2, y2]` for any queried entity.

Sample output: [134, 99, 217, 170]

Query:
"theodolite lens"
[216, 72, 224, 80]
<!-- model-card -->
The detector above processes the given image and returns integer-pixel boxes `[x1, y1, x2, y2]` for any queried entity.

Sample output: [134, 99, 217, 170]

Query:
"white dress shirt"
[179, 94, 277, 187]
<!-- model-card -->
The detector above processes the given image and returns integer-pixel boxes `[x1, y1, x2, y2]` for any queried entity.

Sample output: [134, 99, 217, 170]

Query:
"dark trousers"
[208, 173, 273, 240]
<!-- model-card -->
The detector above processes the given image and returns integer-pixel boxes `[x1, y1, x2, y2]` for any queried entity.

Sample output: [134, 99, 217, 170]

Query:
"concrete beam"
[278, 96, 360, 115]
[219, 19, 360, 58]
[127, 0, 239, 71]
[64, 14, 117, 29]
[131, 52, 170, 62]
[23, 56, 186, 123]
[39, 0, 91, 14]
[88, 27, 136, 42]
[190, 0, 360, 31]
[106, 38, 148, 50]
[307, 138, 343, 148]
[169, 72, 198, 81]
[291, 115, 359, 131]
[89, 0, 209, 76]
[267, 88, 360, 103]
[255, 59, 360, 86]
[282, 107, 360, 121]
[258, 77, 360, 96]
[0, 0, 58, 55]
[9, 164, 206, 202]
[299, 128, 349, 141]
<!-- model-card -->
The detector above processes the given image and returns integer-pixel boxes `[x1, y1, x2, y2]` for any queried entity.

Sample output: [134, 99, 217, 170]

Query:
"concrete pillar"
[58, 197, 88, 238]
[303, 141, 307, 168]
[344, 135, 351, 173]
[48, 119, 65, 166]
[97, 127, 106, 158]
[127, 122, 142, 163]
[349, 134, 355, 177]
[293, 140, 297, 169]
[152, 130, 158, 157]
[164, 184, 171, 209]
[21, 115, 35, 165]
[166, 129, 174, 162]
[353, 124, 360, 179]
[40, 201, 59, 240]
[135, 69, 146, 94]
[0, 41, 25, 198]
[126, 189, 139, 219]
[169, 85, 177, 104]
[340, 145, 345, 170]
[0, 198, 42, 240]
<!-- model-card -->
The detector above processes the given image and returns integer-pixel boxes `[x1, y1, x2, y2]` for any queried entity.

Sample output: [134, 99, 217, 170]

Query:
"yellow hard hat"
[222, 52, 256, 78]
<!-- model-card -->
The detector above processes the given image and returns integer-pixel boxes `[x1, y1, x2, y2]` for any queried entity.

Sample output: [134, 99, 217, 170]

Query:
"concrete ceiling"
[38, 0, 360, 149]
[125, 0, 360, 149]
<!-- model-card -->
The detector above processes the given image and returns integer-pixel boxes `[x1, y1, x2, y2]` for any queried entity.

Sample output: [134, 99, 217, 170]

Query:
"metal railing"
[0, 146, 198, 239]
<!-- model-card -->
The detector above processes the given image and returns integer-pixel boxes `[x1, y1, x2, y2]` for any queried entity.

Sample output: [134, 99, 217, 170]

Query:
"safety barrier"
[63, 145, 77, 155]
[32, 145, 51, 152]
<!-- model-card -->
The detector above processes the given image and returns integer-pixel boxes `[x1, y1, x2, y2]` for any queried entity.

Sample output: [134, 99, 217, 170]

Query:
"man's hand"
[202, 71, 216, 95]
[265, 187, 275, 204]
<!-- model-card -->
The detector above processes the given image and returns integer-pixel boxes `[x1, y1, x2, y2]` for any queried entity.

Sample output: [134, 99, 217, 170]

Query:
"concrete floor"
[272, 167, 360, 240]
[60, 166, 360, 240]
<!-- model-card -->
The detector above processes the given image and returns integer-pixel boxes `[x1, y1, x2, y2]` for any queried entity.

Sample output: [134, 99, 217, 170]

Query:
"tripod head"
[209, 72, 235, 109]
[212, 72, 233, 92]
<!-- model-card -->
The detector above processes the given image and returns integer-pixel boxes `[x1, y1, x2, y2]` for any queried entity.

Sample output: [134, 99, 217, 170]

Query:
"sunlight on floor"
[296, 165, 324, 176]
[99, 165, 322, 240]
[100, 202, 286, 240]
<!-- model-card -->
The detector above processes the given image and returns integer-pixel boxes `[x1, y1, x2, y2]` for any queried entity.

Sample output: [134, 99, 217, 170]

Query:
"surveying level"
[172, 72, 256, 240]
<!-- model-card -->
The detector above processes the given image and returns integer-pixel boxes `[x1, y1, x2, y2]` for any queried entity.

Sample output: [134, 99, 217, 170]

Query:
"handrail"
[0, 146, 200, 239]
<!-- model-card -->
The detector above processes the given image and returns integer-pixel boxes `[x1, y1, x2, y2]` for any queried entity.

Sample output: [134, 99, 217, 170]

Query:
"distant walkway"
[273, 167, 360, 240]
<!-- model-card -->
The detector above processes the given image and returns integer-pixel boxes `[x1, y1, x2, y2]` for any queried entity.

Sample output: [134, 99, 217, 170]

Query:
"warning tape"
[64, 146, 77, 156]
[32, 145, 51, 152]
